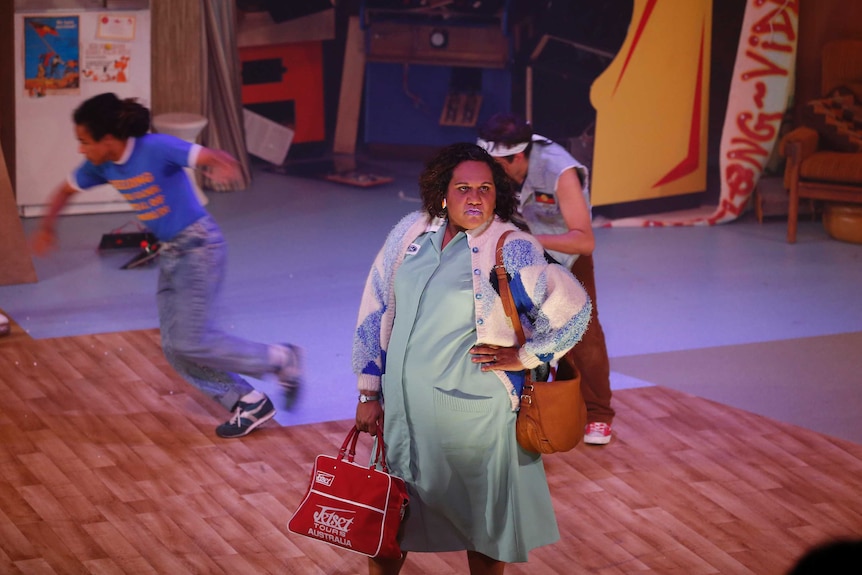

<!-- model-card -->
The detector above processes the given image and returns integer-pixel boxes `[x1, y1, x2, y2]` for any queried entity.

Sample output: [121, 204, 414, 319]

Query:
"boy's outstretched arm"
[195, 148, 243, 189]
[31, 181, 78, 256]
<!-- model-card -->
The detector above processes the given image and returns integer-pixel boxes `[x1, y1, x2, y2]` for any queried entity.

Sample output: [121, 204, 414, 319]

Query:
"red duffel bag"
[288, 424, 409, 559]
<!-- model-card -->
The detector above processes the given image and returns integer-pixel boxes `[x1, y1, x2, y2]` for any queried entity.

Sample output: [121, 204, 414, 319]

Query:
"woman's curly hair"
[419, 142, 517, 221]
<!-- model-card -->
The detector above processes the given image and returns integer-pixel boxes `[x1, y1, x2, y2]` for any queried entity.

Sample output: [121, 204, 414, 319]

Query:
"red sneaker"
[584, 422, 612, 445]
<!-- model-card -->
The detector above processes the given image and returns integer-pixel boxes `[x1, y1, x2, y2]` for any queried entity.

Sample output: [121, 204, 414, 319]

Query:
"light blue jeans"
[156, 215, 274, 411]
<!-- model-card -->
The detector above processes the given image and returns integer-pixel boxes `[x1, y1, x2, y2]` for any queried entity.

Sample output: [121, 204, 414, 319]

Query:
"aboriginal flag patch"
[535, 191, 556, 205]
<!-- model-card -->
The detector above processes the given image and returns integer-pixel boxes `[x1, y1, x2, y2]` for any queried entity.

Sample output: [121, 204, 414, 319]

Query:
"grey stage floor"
[3, 158, 861, 443]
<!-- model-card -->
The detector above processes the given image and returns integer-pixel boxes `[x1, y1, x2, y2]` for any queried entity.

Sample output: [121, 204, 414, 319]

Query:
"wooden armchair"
[781, 39, 862, 243]
[781, 128, 862, 242]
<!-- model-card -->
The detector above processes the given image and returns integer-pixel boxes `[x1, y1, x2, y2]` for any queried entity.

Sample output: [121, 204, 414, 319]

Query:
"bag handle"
[495, 231, 526, 347]
[496, 231, 538, 396]
[339, 422, 391, 473]
[496, 231, 580, 393]
[371, 421, 390, 473]
[339, 426, 361, 462]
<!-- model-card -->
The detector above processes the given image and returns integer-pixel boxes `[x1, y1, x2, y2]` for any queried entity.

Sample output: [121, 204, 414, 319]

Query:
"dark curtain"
[201, 0, 252, 191]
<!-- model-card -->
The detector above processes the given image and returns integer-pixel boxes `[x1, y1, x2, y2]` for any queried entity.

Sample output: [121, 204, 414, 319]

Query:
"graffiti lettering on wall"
[718, 0, 799, 223]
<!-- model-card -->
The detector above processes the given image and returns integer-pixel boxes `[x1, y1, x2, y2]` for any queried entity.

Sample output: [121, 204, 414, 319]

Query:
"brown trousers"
[568, 254, 615, 424]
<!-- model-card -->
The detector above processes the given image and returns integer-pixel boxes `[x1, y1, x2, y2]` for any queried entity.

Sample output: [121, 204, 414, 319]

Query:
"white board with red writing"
[599, 0, 798, 228]
[715, 0, 798, 224]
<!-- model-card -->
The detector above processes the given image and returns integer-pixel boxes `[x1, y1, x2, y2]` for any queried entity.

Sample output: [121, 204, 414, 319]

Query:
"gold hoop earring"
[441, 199, 447, 210]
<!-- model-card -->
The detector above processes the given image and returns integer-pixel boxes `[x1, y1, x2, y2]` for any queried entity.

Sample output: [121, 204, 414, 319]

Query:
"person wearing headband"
[478, 112, 615, 445]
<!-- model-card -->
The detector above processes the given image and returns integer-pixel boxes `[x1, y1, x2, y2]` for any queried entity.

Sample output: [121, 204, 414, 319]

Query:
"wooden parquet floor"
[1, 330, 861, 574]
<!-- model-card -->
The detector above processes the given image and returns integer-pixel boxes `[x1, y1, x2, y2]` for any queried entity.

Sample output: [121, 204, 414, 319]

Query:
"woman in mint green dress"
[353, 143, 592, 575]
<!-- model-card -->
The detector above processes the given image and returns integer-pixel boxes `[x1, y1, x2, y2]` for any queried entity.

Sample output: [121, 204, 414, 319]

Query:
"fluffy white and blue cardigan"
[352, 211, 592, 411]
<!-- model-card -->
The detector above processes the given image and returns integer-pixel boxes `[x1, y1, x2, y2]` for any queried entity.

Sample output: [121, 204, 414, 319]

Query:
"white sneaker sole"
[244, 408, 276, 434]
[584, 434, 612, 445]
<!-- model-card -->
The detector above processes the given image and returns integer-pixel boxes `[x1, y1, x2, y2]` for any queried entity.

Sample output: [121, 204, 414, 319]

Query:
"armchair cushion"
[803, 86, 862, 153]
[800, 151, 862, 185]
[780, 127, 820, 189]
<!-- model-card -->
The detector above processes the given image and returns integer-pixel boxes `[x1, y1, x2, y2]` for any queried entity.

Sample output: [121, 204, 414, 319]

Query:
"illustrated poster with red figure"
[23, 16, 80, 97]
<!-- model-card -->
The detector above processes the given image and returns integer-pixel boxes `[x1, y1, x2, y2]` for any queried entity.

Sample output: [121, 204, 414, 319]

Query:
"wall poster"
[97, 13, 137, 41]
[82, 42, 133, 83]
[23, 16, 80, 97]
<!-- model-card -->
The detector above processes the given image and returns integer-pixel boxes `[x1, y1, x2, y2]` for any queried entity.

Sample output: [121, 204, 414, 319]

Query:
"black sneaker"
[216, 393, 276, 438]
[276, 343, 304, 411]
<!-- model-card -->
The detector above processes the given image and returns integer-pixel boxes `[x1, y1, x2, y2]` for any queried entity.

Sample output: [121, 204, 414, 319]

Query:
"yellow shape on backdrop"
[590, 0, 713, 206]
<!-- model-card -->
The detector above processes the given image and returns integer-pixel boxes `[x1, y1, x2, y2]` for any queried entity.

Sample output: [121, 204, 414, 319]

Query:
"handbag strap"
[340, 426, 361, 462]
[495, 231, 526, 347]
[340, 423, 391, 473]
[371, 421, 390, 473]
[496, 231, 579, 387]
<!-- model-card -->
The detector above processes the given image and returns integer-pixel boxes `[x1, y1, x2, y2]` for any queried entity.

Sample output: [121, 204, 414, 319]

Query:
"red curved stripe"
[653, 20, 706, 188]
[613, 0, 658, 95]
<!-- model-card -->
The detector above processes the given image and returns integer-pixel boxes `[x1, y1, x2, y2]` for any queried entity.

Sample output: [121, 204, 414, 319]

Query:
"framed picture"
[23, 15, 80, 97]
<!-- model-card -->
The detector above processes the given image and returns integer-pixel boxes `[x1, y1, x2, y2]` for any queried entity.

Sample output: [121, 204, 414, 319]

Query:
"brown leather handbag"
[495, 232, 587, 454]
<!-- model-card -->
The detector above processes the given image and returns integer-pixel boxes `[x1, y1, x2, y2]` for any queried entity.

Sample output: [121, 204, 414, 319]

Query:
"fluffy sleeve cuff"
[357, 374, 381, 393]
[518, 347, 545, 369]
